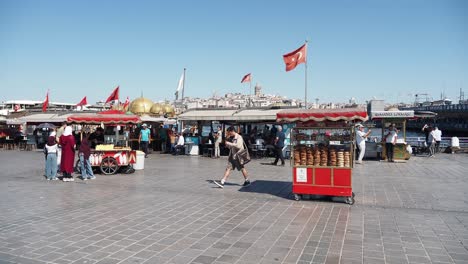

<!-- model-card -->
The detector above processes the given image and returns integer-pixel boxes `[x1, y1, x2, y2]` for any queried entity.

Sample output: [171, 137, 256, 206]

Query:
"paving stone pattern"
[0, 151, 467, 264]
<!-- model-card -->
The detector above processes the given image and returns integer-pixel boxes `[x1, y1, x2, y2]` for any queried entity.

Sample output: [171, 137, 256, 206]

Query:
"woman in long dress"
[60, 126, 76, 182]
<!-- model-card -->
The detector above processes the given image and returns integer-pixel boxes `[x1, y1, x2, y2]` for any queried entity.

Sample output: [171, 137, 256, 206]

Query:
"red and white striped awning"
[276, 108, 368, 123]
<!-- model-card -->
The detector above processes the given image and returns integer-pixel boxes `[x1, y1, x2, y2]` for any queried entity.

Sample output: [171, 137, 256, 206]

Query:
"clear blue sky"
[1, 0, 466, 104]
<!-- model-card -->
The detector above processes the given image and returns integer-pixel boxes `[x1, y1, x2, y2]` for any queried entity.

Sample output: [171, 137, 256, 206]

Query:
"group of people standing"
[422, 124, 442, 157]
[44, 122, 95, 181]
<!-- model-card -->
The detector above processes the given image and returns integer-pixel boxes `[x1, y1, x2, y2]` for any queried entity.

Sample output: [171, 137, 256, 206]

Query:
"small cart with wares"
[276, 108, 368, 205]
[67, 111, 141, 175]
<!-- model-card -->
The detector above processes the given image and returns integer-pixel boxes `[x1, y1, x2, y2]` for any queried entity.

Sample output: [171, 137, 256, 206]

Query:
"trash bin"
[134, 150, 145, 170]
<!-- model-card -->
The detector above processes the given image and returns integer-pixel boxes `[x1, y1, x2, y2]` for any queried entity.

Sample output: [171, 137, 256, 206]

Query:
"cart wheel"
[345, 196, 355, 205]
[293, 194, 302, 201]
[352, 192, 355, 198]
[100, 157, 119, 175]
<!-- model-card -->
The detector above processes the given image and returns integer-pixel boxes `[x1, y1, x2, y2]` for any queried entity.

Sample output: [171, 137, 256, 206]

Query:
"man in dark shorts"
[213, 126, 250, 188]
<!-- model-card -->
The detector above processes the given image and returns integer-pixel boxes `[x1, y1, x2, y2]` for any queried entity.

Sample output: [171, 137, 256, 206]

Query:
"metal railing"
[405, 137, 468, 149]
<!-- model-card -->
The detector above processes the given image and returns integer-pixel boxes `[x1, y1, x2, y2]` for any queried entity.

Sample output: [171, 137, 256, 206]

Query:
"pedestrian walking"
[385, 124, 397, 162]
[213, 126, 250, 188]
[139, 123, 151, 158]
[79, 137, 95, 180]
[355, 124, 371, 164]
[44, 132, 59, 180]
[271, 125, 286, 166]
[60, 126, 76, 181]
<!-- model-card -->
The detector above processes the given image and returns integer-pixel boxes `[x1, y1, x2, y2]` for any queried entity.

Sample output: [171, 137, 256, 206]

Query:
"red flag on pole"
[241, 73, 251, 83]
[42, 91, 49, 112]
[76, 96, 88, 106]
[283, 43, 307, 72]
[105, 86, 119, 103]
[123, 96, 130, 110]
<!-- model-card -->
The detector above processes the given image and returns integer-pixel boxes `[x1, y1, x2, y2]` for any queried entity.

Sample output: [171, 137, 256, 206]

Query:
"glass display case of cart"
[291, 127, 355, 168]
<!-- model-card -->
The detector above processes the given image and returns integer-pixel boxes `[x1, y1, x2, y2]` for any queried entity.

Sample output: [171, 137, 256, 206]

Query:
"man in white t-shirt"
[214, 126, 222, 158]
[173, 133, 185, 155]
[355, 124, 371, 164]
[450, 136, 460, 154]
[433, 127, 442, 153]
[385, 124, 397, 162]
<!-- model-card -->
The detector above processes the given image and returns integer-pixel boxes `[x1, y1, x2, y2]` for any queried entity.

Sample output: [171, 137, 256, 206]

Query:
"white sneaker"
[62, 178, 68, 182]
[69, 177, 74, 182]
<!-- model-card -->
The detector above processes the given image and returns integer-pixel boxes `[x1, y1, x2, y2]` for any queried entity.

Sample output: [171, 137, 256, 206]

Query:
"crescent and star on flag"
[283, 43, 307, 72]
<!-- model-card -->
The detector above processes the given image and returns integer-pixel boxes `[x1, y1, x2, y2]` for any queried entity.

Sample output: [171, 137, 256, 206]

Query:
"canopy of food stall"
[6, 113, 71, 125]
[67, 113, 140, 124]
[178, 109, 238, 121]
[276, 108, 368, 122]
[178, 108, 288, 122]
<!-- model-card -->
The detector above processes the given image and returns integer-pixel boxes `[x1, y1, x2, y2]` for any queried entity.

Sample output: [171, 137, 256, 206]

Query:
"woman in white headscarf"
[60, 126, 76, 181]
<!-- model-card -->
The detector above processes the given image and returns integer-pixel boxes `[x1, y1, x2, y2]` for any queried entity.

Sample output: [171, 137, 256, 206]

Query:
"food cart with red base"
[67, 111, 141, 175]
[277, 108, 368, 205]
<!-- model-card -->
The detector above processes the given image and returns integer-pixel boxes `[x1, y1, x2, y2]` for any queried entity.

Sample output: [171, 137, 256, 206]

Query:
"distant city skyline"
[1, 0, 466, 105]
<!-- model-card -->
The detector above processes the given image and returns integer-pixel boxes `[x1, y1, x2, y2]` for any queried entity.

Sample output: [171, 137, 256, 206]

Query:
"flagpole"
[182, 68, 186, 100]
[249, 76, 252, 107]
[304, 40, 308, 109]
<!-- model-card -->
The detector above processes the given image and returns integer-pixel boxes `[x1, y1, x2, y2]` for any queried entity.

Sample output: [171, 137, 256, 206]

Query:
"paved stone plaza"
[0, 151, 467, 264]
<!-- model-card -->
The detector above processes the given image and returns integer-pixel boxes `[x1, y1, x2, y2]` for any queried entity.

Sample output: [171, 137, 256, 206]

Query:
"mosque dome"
[150, 103, 163, 116]
[129, 97, 154, 115]
[161, 104, 175, 117]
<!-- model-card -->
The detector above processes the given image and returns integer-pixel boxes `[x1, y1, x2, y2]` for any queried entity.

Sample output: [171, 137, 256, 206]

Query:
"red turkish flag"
[283, 43, 307, 71]
[76, 96, 88, 106]
[42, 91, 49, 112]
[123, 96, 130, 110]
[241, 73, 251, 83]
[105, 86, 119, 103]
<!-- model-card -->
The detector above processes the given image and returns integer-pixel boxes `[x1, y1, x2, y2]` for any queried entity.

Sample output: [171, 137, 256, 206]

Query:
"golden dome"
[150, 103, 163, 116]
[129, 97, 154, 115]
[162, 104, 175, 117]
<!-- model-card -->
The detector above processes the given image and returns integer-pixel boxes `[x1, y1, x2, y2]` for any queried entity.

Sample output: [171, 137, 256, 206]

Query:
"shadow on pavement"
[238, 180, 292, 199]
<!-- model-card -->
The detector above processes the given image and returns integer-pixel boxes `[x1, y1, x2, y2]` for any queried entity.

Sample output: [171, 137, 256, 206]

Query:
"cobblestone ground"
[0, 151, 467, 264]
